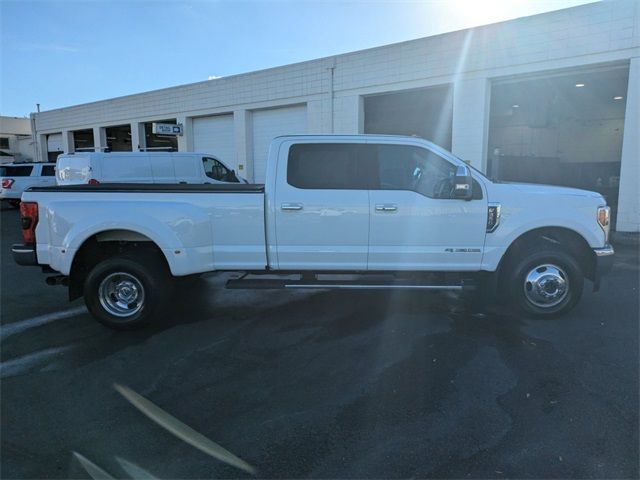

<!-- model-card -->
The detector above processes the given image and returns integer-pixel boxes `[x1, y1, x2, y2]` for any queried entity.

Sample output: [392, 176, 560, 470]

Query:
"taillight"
[19, 202, 38, 245]
[2, 178, 14, 189]
[87, 178, 100, 185]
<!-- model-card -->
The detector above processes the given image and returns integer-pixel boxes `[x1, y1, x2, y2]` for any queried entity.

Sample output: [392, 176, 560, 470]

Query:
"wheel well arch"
[498, 226, 596, 285]
[68, 229, 171, 301]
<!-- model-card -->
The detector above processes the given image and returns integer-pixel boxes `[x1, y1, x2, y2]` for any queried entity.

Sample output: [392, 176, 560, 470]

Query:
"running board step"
[226, 278, 475, 291]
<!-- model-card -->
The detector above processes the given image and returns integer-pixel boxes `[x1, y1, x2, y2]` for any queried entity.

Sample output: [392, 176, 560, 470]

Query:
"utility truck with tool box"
[12, 135, 614, 329]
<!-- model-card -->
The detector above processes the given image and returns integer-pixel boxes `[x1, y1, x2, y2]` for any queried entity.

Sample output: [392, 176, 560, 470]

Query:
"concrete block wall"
[32, 0, 640, 230]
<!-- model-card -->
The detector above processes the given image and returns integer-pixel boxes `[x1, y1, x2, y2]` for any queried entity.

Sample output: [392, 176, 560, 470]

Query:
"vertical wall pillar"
[176, 116, 192, 152]
[130, 122, 145, 151]
[616, 58, 640, 232]
[451, 76, 491, 172]
[37, 134, 48, 162]
[62, 130, 74, 154]
[234, 109, 252, 180]
[306, 100, 327, 134]
[93, 127, 106, 151]
[333, 94, 362, 134]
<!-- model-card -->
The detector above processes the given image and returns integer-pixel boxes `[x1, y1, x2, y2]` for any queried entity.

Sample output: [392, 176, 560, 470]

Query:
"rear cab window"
[56, 155, 93, 183]
[0, 166, 34, 177]
[41, 165, 56, 176]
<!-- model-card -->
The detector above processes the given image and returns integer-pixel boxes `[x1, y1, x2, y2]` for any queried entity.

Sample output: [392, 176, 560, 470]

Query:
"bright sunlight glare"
[438, 0, 598, 29]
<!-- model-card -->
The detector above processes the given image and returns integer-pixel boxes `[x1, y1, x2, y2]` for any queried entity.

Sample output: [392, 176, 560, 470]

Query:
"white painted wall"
[16, 136, 35, 161]
[0, 116, 34, 162]
[0, 117, 31, 136]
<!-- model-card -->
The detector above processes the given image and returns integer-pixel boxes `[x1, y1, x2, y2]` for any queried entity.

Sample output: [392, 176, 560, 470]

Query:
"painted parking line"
[0, 306, 87, 342]
[0, 345, 75, 378]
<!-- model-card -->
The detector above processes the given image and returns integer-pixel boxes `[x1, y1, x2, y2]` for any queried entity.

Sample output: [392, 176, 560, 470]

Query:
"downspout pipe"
[328, 58, 336, 134]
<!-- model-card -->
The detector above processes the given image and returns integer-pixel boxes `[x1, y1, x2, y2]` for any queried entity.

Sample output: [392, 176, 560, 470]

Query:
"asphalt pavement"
[1, 204, 638, 479]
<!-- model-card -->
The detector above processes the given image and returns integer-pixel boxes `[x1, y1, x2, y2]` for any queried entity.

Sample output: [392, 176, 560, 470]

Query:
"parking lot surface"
[1, 205, 638, 479]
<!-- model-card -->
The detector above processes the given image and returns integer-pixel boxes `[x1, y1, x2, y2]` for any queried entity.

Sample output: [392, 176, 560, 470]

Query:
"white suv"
[0, 163, 57, 206]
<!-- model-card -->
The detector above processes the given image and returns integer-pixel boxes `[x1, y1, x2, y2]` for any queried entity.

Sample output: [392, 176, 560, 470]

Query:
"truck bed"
[22, 183, 268, 276]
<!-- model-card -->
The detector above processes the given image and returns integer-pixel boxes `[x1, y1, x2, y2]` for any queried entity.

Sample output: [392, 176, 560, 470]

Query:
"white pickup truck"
[12, 135, 614, 329]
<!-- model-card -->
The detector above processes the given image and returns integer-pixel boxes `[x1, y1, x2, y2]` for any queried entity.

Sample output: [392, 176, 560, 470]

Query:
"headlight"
[597, 206, 610, 242]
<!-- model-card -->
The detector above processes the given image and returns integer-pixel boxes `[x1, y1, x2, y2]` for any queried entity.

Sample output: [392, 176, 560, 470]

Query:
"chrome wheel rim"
[523, 264, 569, 308]
[98, 272, 145, 318]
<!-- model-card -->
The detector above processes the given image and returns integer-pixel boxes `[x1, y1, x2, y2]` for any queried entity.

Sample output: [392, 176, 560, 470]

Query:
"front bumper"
[592, 244, 614, 292]
[12, 243, 38, 266]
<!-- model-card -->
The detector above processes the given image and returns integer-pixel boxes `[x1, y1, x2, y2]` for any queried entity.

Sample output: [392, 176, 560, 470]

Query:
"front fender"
[482, 217, 602, 272]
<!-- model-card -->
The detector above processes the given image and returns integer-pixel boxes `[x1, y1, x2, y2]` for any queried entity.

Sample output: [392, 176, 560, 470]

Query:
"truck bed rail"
[26, 183, 265, 194]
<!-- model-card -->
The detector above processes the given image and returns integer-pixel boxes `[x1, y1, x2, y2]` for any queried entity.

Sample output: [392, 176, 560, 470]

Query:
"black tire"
[506, 248, 584, 317]
[84, 254, 169, 330]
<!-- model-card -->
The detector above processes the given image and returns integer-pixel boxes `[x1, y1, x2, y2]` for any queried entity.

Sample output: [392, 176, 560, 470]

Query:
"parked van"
[55, 152, 246, 185]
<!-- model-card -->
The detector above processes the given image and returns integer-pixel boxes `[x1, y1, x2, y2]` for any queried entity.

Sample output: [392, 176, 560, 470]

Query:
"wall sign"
[152, 123, 183, 136]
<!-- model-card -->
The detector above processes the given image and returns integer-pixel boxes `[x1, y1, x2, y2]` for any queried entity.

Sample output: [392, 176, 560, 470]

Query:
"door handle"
[281, 202, 303, 211]
[375, 204, 398, 212]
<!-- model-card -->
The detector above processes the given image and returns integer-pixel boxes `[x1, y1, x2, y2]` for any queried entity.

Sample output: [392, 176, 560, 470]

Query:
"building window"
[144, 119, 178, 151]
[0, 138, 9, 149]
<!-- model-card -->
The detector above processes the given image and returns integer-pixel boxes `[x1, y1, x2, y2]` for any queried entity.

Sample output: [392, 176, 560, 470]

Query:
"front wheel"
[84, 254, 169, 330]
[507, 248, 584, 317]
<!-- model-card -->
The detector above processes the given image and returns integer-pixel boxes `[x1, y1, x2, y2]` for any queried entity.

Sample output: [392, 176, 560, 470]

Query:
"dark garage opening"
[73, 129, 95, 151]
[144, 118, 178, 151]
[488, 65, 629, 227]
[105, 124, 132, 152]
[364, 85, 453, 150]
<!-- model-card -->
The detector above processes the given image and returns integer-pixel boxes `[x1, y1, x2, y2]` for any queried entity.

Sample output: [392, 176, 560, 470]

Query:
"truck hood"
[504, 182, 603, 199]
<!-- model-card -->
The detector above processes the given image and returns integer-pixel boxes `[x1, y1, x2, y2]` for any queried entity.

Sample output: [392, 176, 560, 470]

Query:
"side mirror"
[453, 165, 473, 200]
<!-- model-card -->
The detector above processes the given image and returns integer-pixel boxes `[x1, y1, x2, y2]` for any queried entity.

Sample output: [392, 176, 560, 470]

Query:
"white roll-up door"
[192, 114, 236, 167]
[251, 104, 307, 183]
[47, 133, 63, 152]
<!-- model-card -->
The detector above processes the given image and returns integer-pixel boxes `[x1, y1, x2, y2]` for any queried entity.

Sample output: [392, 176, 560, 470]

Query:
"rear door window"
[0, 166, 34, 177]
[41, 165, 56, 176]
[287, 143, 368, 189]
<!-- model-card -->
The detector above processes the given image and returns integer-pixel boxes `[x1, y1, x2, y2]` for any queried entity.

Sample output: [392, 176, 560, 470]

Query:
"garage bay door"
[47, 133, 62, 152]
[192, 114, 236, 167]
[46, 133, 63, 161]
[251, 105, 307, 183]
